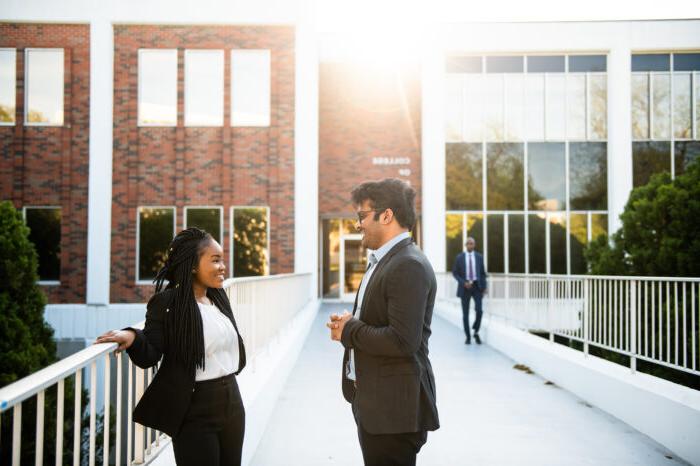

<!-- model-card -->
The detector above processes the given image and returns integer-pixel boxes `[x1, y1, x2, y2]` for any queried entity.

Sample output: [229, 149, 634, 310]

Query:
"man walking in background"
[452, 237, 487, 344]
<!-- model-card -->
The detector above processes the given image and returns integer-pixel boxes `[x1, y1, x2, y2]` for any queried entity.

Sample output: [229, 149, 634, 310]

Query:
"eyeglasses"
[356, 209, 379, 223]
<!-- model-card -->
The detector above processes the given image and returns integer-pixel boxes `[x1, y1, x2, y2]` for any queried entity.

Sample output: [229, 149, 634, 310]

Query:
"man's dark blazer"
[125, 287, 246, 437]
[452, 251, 487, 298]
[340, 237, 440, 435]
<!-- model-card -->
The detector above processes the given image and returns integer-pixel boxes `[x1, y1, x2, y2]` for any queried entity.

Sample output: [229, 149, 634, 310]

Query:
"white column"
[293, 0, 319, 295]
[86, 19, 114, 305]
[607, 46, 632, 236]
[421, 28, 446, 272]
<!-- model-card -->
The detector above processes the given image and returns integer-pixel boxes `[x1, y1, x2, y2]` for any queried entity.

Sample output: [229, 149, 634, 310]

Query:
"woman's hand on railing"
[95, 329, 136, 353]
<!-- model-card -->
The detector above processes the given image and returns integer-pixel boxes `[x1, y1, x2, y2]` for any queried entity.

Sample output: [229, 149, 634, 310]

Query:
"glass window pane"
[231, 50, 271, 127]
[527, 56, 564, 73]
[569, 55, 607, 72]
[673, 53, 700, 72]
[464, 74, 483, 142]
[446, 214, 464, 272]
[525, 74, 545, 140]
[569, 213, 587, 275]
[447, 56, 482, 73]
[487, 214, 504, 273]
[505, 74, 524, 141]
[0, 49, 16, 124]
[631, 74, 649, 139]
[591, 214, 608, 240]
[233, 207, 269, 277]
[138, 49, 177, 126]
[674, 142, 700, 177]
[185, 50, 224, 126]
[26, 49, 63, 125]
[528, 214, 546, 274]
[445, 74, 463, 142]
[673, 73, 692, 139]
[632, 141, 671, 187]
[25, 208, 61, 281]
[528, 142, 565, 211]
[508, 214, 525, 273]
[589, 74, 607, 140]
[632, 54, 670, 72]
[569, 142, 607, 210]
[483, 74, 504, 141]
[549, 213, 567, 275]
[566, 74, 586, 140]
[466, 214, 484, 254]
[652, 73, 671, 139]
[323, 219, 340, 298]
[138, 207, 174, 281]
[487, 143, 524, 210]
[185, 208, 222, 243]
[545, 74, 566, 140]
[446, 143, 483, 210]
[486, 56, 523, 73]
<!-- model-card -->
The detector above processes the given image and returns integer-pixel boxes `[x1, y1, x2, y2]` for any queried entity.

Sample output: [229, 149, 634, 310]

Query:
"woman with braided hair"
[96, 227, 247, 465]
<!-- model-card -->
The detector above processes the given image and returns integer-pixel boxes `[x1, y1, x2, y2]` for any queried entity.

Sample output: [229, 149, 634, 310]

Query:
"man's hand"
[482, 288, 488, 296]
[326, 310, 352, 341]
[463, 281, 472, 289]
[95, 329, 136, 353]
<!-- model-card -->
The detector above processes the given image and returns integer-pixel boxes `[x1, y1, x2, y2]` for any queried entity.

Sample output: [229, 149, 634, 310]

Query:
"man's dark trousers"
[461, 287, 483, 340]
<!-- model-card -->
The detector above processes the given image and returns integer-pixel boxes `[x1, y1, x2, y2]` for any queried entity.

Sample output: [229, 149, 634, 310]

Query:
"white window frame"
[230, 206, 270, 277]
[137, 49, 178, 127]
[136, 206, 176, 285]
[231, 49, 271, 127]
[24, 48, 64, 127]
[22, 205, 61, 285]
[184, 206, 224, 245]
[0, 48, 16, 126]
[184, 49, 224, 127]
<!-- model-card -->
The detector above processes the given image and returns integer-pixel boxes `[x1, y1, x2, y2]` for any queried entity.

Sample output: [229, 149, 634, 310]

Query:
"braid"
[152, 227, 212, 373]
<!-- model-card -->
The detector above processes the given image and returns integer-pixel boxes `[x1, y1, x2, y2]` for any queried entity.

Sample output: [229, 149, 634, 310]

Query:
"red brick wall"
[111, 25, 295, 303]
[318, 61, 422, 217]
[0, 23, 90, 304]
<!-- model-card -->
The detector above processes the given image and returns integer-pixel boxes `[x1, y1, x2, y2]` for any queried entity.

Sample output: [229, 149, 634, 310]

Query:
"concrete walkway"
[251, 303, 687, 466]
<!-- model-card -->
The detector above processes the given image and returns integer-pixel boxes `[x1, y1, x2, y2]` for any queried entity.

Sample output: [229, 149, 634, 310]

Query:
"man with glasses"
[327, 178, 439, 466]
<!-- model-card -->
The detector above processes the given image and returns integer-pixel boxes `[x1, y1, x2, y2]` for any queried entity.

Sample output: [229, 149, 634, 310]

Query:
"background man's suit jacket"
[452, 251, 488, 297]
[340, 237, 440, 435]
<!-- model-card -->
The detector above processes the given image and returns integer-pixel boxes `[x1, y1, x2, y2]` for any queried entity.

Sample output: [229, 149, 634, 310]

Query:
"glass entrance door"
[339, 234, 368, 302]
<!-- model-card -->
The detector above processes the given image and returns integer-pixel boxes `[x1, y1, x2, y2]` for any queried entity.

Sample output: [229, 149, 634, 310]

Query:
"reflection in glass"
[483, 74, 504, 141]
[591, 214, 608, 240]
[445, 74, 463, 142]
[25, 208, 61, 281]
[342, 219, 357, 235]
[446, 214, 464, 272]
[569, 213, 587, 274]
[467, 214, 484, 253]
[138, 49, 177, 126]
[545, 74, 566, 140]
[487, 215, 504, 273]
[0, 49, 16, 123]
[566, 75, 586, 140]
[505, 74, 524, 141]
[508, 214, 525, 273]
[186, 208, 221, 243]
[231, 49, 271, 127]
[673, 73, 692, 139]
[486, 56, 523, 73]
[525, 74, 545, 141]
[322, 219, 340, 298]
[632, 141, 671, 187]
[589, 75, 607, 140]
[446, 143, 483, 210]
[464, 74, 483, 142]
[528, 142, 565, 211]
[569, 142, 607, 210]
[549, 213, 567, 275]
[632, 54, 670, 72]
[674, 142, 700, 177]
[138, 207, 174, 281]
[26, 49, 64, 125]
[233, 207, 269, 277]
[527, 56, 564, 73]
[696, 72, 700, 137]
[343, 239, 367, 294]
[185, 50, 224, 126]
[528, 214, 546, 274]
[487, 143, 524, 210]
[569, 55, 606, 73]
[673, 53, 700, 72]
[631, 74, 649, 139]
[652, 73, 671, 139]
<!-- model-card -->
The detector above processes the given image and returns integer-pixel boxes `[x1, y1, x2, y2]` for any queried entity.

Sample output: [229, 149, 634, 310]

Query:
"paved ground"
[251, 303, 687, 466]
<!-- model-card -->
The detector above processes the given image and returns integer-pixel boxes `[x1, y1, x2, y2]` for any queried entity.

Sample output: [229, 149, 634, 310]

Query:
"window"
[24, 207, 61, 282]
[25, 49, 63, 125]
[0, 49, 16, 124]
[231, 207, 269, 277]
[446, 143, 482, 210]
[231, 50, 271, 127]
[138, 49, 177, 126]
[184, 207, 223, 244]
[185, 50, 224, 126]
[569, 142, 607, 210]
[486, 214, 504, 273]
[137, 207, 175, 282]
[487, 143, 524, 210]
[528, 142, 566, 211]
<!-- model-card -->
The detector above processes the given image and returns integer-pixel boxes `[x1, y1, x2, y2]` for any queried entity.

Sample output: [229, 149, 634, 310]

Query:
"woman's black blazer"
[125, 287, 246, 437]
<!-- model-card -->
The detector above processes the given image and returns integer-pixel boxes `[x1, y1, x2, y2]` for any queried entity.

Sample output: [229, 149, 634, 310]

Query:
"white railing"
[0, 273, 313, 465]
[437, 272, 700, 376]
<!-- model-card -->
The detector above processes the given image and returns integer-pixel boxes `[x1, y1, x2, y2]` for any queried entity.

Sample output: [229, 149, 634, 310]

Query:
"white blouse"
[194, 301, 239, 381]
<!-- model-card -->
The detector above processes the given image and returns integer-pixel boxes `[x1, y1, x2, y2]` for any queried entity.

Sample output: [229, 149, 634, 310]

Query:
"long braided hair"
[153, 227, 213, 373]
